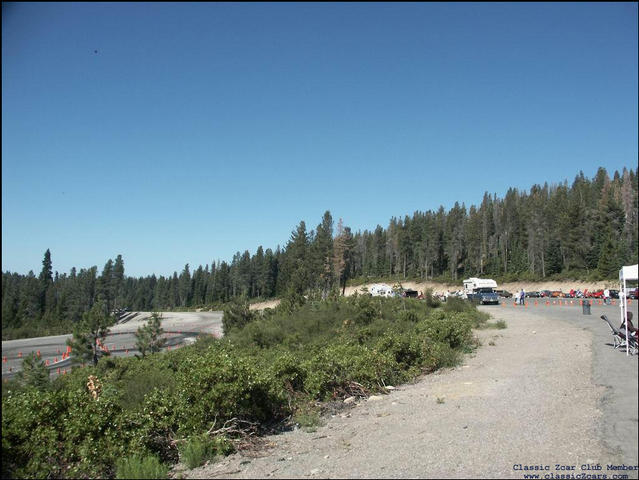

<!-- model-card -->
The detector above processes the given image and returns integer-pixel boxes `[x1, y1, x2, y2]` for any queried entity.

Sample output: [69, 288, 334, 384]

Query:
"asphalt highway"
[1, 311, 224, 380]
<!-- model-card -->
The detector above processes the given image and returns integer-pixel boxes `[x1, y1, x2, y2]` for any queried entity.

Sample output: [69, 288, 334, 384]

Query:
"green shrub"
[222, 297, 254, 333]
[292, 403, 322, 431]
[115, 454, 168, 479]
[2, 295, 486, 478]
[180, 435, 212, 469]
[118, 365, 175, 410]
[424, 288, 441, 308]
[442, 296, 468, 313]
[418, 311, 473, 350]
[397, 309, 420, 323]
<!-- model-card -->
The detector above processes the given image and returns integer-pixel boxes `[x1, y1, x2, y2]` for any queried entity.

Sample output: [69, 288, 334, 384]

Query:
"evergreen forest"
[3, 166, 637, 340]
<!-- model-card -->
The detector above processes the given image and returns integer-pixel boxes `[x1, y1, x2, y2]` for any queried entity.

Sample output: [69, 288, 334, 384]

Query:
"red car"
[588, 290, 604, 299]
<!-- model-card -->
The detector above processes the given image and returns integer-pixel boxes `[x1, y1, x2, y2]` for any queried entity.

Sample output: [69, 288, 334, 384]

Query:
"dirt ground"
[344, 280, 615, 297]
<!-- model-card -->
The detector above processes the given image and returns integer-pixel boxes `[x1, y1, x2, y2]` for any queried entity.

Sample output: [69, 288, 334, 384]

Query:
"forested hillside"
[3, 167, 637, 339]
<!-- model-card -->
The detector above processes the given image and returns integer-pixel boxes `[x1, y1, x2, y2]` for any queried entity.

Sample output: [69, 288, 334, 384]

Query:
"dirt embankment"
[345, 280, 614, 297]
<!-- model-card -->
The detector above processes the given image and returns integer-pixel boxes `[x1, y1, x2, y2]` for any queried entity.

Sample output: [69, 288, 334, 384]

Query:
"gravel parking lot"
[183, 303, 638, 479]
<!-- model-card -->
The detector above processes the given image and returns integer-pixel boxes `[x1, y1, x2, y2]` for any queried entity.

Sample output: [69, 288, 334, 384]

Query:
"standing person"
[603, 288, 610, 305]
[520, 289, 526, 305]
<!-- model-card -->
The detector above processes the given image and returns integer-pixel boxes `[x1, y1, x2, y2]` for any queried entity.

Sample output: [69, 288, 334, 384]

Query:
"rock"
[310, 468, 320, 475]
[343, 396, 356, 404]
[324, 455, 330, 459]
[384, 385, 396, 390]
[368, 395, 384, 402]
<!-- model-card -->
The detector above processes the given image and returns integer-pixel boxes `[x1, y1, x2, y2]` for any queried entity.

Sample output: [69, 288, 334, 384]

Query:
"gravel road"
[183, 304, 638, 479]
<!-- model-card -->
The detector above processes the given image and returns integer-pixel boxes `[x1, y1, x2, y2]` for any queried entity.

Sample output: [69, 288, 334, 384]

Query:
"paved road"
[502, 301, 638, 467]
[1, 311, 224, 380]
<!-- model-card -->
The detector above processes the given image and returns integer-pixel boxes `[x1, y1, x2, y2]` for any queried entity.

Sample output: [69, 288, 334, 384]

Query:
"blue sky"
[2, 2, 637, 277]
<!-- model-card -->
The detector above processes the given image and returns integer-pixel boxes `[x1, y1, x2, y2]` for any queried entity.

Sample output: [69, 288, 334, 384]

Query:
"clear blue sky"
[2, 2, 637, 277]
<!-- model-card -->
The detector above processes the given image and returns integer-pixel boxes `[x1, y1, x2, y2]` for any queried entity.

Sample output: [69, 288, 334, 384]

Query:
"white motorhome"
[462, 277, 500, 305]
[369, 283, 395, 297]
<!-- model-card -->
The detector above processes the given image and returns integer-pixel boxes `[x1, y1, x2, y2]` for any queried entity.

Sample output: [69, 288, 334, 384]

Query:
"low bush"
[115, 454, 168, 479]
[180, 436, 212, 469]
[178, 434, 234, 468]
[2, 294, 485, 478]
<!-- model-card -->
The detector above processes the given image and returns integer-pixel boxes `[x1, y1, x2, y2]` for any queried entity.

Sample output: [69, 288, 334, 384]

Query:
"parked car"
[629, 288, 639, 300]
[525, 291, 541, 298]
[495, 289, 513, 298]
[609, 289, 619, 299]
[550, 290, 563, 297]
[539, 290, 552, 298]
[588, 290, 604, 299]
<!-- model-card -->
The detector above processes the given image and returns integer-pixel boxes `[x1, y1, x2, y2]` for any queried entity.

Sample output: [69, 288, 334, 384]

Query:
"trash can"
[582, 300, 591, 315]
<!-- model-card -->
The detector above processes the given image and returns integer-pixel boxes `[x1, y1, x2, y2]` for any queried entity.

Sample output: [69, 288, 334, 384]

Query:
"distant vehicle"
[495, 289, 513, 298]
[550, 290, 563, 298]
[525, 291, 541, 298]
[369, 284, 396, 298]
[628, 288, 639, 300]
[402, 289, 419, 298]
[609, 289, 619, 299]
[540, 290, 552, 298]
[463, 277, 500, 305]
[588, 290, 604, 299]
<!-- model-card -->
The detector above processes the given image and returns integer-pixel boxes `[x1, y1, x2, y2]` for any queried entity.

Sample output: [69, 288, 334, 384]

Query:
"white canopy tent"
[619, 264, 638, 355]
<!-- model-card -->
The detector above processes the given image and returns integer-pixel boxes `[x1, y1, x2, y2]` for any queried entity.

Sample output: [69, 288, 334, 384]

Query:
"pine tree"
[66, 300, 114, 366]
[38, 249, 53, 317]
[113, 254, 125, 310]
[135, 312, 166, 358]
[178, 264, 191, 307]
[312, 211, 334, 296]
[18, 352, 50, 389]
